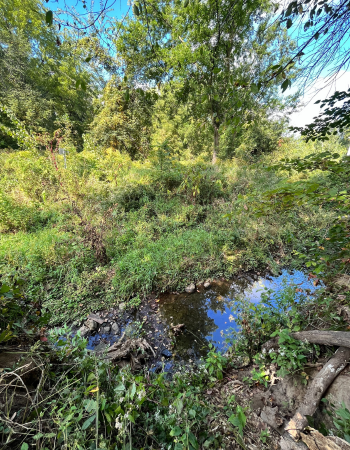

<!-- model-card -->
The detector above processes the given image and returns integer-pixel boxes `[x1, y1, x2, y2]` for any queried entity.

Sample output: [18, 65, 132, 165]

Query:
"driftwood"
[280, 428, 350, 450]
[104, 334, 156, 369]
[262, 331, 350, 354]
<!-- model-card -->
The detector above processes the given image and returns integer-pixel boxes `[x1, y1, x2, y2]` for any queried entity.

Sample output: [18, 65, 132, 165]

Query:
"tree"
[115, 0, 298, 162]
[261, 0, 350, 140]
[0, 0, 94, 150]
[89, 77, 155, 159]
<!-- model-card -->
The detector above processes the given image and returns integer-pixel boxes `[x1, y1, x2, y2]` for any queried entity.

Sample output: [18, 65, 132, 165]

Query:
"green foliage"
[333, 403, 350, 443]
[0, 0, 94, 150]
[205, 343, 227, 380]
[0, 279, 49, 344]
[244, 368, 270, 388]
[1, 323, 247, 449]
[267, 329, 318, 378]
[228, 405, 247, 436]
[260, 428, 270, 443]
[88, 77, 154, 158]
[0, 138, 340, 325]
[115, 0, 298, 160]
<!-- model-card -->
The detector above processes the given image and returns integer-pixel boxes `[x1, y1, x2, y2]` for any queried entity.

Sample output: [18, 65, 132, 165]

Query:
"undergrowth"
[0, 138, 341, 325]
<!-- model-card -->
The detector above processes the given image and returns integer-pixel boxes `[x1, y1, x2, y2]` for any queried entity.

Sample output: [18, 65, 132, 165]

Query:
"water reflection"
[158, 270, 320, 357]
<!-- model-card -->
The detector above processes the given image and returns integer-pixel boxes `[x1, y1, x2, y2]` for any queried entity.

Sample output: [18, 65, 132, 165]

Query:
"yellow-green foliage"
[0, 138, 344, 324]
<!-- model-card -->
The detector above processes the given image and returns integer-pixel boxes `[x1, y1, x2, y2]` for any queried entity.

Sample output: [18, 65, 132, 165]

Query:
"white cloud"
[289, 71, 350, 128]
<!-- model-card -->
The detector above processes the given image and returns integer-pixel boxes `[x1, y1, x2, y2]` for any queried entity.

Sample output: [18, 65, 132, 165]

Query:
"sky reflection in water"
[158, 270, 320, 357]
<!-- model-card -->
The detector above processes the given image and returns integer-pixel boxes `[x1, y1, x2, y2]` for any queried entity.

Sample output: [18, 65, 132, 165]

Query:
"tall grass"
[0, 139, 342, 324]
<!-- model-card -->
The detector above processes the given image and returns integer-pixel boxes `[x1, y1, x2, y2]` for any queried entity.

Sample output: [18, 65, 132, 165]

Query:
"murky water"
[158, 270, 321, 357]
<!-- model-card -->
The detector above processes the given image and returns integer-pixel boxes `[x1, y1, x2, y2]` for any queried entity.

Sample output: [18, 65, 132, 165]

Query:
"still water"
[158, 270, 320, 357]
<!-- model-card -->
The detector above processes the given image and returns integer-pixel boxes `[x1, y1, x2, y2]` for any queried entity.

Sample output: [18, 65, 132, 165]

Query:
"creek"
[82, 270, 320, 365]
[157, 269, 320, 358]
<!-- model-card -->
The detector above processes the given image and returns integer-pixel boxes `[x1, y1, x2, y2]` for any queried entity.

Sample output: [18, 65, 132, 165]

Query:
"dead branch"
[292, 331, 350, 348]
[262, 331, 350, 354]
[284, 346, 350, 441]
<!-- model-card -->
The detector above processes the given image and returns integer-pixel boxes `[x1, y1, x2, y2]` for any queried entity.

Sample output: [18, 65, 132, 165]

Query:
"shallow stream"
[81, 270, 320, 365]
[157, 270, 320, 357]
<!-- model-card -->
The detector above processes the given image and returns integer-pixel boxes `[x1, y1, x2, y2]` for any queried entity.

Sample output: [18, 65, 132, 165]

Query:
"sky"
[55, 0, 350, 129]
[289, 71, 350, 128]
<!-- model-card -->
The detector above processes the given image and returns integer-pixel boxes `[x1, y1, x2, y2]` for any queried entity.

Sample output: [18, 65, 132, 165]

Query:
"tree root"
[260, 331, 350, 447]
[284, 346, 350, 441]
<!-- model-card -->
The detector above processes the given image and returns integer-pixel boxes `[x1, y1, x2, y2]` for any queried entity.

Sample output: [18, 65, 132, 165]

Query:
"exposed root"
[259, 331, 350, 446]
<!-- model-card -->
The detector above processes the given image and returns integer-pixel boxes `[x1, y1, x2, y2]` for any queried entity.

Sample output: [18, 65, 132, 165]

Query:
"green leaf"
[0, 284, 10, 294]
[286, 18, 293, 29]
[127, 413, 135, 424]
[81, 414, 96, 430]
[170, 426, 182, 436]
[281, 79, 290, 92]
[45, 10, 53, 26]
[174, 398, 184, 414]
[21, 444, 29, 450]
[188, 431, 199, 449]
[130, 382, 136, 399]
[115, 383, 125, 392]
[250, 83, 259, 94]
[183, 0, 189, 7]
[133, 4, 140, 16]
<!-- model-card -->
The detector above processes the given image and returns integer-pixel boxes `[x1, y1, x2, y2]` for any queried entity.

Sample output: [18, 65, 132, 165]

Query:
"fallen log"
[292, 331, 350, 348]
[300, 428, 350, 450]
[262, 331, 350, 354]
[280, 428, 350, 450]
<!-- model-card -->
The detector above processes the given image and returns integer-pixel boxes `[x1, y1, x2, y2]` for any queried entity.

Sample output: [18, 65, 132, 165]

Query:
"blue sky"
[56, 0, 130, 20]
[54, 0, 350, 128]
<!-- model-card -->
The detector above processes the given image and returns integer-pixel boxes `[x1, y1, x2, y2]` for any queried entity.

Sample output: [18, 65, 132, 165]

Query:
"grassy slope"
[0, 139, 344, 325]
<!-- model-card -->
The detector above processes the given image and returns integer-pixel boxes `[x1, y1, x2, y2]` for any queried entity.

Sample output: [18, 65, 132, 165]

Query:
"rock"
[244, 275, 254, 283]
[151, 362, 163, 373]
[85, 319, 98, 331]
[161, 348, 172, 358]
[260, 406, 284, 430]
[77, 325, 90, 337]
[203, 279, 212, 289]
[87, 313, 104, 324]
[111, 322, 120, 333]
[101, 323, 111, 333]
[119, 302, 126, 311]
[185, 283, 196, 294]
[94, 342, 109, 352]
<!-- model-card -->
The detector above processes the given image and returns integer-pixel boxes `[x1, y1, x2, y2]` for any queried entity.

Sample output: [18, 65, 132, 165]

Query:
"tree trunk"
[212, 124, 219, 164]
